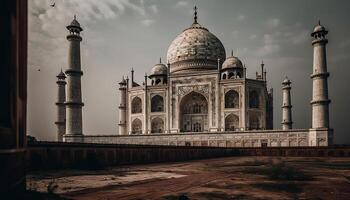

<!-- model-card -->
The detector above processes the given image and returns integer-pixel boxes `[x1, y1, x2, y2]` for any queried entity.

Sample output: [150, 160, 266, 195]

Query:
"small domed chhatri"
[311, 20, 328, 38]
[313, 20, 326, 33]
[150, 58, 168, 76]
[282, 77, 291, 85]
[222, 51, 243, 69]
[66, 15, 83, 33]
[167, 6, 226, 74]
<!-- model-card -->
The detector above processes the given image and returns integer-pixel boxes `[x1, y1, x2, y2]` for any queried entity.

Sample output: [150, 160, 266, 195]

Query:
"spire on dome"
[159, 57, 162, 63]
[194, 5, 198, 24]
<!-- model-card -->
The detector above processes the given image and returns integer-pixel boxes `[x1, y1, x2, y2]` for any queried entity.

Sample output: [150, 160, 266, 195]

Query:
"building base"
[63, 129, 333, 147]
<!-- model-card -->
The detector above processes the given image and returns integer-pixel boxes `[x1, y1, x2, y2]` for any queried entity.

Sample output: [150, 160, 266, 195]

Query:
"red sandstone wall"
[27, 141, 350, 171]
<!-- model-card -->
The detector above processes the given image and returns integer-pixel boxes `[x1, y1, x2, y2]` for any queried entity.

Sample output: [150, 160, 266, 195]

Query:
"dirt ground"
[27, 156, 350, 200]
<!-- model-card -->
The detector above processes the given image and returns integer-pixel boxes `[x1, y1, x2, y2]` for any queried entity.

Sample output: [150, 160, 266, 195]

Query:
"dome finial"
[231, 50, 233, 57]
[318, 19, 321, 25]
[159, 57, 162, 63]
[194, 5, 198, 24]
[74, 14, 76, 20]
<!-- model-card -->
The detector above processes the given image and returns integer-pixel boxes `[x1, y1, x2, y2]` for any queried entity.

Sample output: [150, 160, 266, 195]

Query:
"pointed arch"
[249, 114, 260, 130]
[179, 91, 208, 132]
[131, 96, 142, 113]
[151, 117, 164, 133]
[225, 90, 239, 108]
[151, 95, 164, 112]
[249, 90, 260, 108]
[225, 113, 239, 131]
[131, 118, 142, 134]
[222, 73, 227, 79]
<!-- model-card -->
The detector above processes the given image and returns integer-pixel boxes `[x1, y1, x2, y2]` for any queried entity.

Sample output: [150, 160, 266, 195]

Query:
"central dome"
[167, 18, 226, 74]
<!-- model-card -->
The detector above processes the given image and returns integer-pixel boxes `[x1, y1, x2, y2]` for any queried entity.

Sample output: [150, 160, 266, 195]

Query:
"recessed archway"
[249, 114, 260, 130]
[151, 95, 164, 112]
[131, 96, 142, 113]
[225, 113, 239, 131]
[131, 118, 142, 134]
[179, 91, 208, 132]
[225, 90, 239, 108]
[151, 117, 164, 133]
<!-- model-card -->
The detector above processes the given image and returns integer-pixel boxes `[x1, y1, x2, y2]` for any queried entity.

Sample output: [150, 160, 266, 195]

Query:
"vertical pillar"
[64, 16, 84, 142]
[144, 73, 148, 134]
[118, 77, 127, 135]
[311, 21, 331, 129]
[55, 70, 66, 141]
[216, 58, 221, 131]
[166, 63, 171, 133]
[281, 78, 292, 130]
[0, 0, 27, 194]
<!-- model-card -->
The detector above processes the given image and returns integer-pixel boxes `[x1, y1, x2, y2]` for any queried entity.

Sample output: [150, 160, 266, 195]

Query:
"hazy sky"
[28, 0, 350, 144]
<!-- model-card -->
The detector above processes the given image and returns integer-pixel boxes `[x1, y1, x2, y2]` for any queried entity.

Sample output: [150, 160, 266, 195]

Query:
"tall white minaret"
[311, 21, 331, 129]
[281, 77, 292, 130]
[55, 69, 66, 141]
[118, 77, 127, 135]
[64, 15, 84, 141]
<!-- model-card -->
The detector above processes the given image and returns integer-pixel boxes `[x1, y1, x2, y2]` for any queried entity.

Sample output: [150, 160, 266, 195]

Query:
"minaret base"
[308, 128, 333, 146]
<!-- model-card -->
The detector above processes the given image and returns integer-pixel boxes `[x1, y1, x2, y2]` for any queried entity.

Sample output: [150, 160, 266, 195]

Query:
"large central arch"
[179, 91, 208, 132]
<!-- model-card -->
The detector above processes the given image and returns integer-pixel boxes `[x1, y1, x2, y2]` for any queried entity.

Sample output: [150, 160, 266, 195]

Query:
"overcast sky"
[28, 0, 350, 144]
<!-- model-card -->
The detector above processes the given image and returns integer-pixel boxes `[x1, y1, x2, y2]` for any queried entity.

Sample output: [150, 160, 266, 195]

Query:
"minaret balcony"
[310, 99, 331, 105]
[118, 121, 126, 126]
[310, 72, 329, 79]
[66, 34, 82, 41]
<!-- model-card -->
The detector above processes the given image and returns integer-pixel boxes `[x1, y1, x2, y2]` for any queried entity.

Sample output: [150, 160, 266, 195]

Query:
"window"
[225, 90, 239, 108]
[151, 117, 164, 133]
[225, 114, 239, 131]
[151, 95, 164, 112]
[249, 90, 259, 108]
[131, 97, 142, 113]
[131, 118, 142, 134]
[249, 114, 260, 130]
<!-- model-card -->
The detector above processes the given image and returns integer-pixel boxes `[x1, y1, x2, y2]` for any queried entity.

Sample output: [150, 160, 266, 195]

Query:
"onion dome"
[222, 51, 243, 70]
[150, 58, 168, 76]
[119, 76, 127, 85]
[311, 20, 327, 37]
[66, 15, 83, 32]
[166, 6, 226, 74]
[56, 69, 66, 79]
[282, 77, 291, 85]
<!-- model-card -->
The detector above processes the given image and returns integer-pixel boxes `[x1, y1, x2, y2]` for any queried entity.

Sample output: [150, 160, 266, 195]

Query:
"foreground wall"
[64, 129, 332, 147]
[27, 141, 349, 171]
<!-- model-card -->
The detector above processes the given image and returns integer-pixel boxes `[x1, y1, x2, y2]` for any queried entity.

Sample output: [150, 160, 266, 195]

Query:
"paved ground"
[27, 157, 350, 200]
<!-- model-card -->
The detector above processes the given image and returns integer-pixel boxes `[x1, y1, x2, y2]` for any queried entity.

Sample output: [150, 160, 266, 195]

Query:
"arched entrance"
[151, 117, 164, 133]
[225, 114, 239, 131]
[179, 92, 208, 132]
[249, 114, 260, 130]
[131, 118, 142, 134]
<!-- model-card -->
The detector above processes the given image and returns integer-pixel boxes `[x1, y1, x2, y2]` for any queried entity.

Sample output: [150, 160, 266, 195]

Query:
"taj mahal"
[56, 7, 333, 147]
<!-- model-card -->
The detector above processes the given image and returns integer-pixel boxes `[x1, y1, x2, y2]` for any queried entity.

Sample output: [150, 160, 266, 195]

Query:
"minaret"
[64, 15, 84, 141]
[118, 77, 127, 135]
[261, 60, 265, 81]
[281, 77, 293, 130]
[311, 21, 331, 129]
[55, 69, 66, 141]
